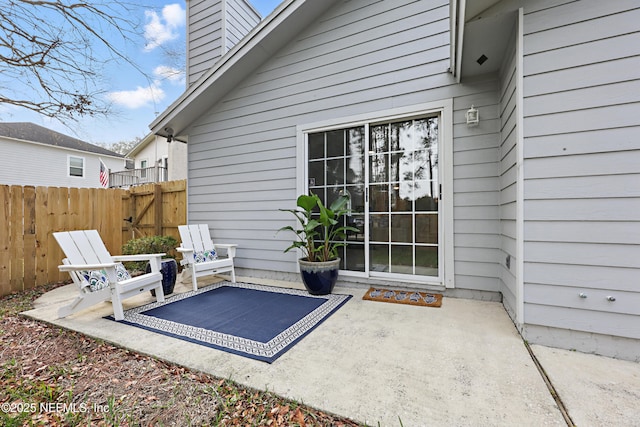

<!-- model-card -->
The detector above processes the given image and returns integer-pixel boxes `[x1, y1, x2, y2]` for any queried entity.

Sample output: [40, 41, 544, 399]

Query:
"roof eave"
[150, 0, 339, 141]
[125, 133, 155, 157]
[0, 134, 124, 158]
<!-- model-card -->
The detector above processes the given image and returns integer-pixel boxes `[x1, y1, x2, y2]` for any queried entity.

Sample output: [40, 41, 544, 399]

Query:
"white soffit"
[459, 0, 521, 78]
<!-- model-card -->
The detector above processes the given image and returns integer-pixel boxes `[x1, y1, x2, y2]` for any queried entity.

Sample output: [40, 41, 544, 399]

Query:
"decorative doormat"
[362, 287, 442, 308]
[107, 281, 351, 363]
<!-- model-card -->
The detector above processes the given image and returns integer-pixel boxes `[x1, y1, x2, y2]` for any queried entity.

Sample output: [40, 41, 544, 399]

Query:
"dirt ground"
[0, 283, 364, 426]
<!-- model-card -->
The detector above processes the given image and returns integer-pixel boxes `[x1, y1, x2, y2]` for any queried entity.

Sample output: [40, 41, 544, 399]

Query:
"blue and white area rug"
[110, 281, 352, 363]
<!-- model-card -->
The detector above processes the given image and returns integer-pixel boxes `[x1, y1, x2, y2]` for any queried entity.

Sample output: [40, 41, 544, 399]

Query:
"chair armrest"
[112, 254, 165, 262]
[177, 247, 195, 267]
[213, 244, 237, 258]
[112, 254, 163, 273]
[59, 263, 117, 272]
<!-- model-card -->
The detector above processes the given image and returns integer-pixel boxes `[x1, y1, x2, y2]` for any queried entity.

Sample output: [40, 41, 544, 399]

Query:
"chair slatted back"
[178, 224, 215, 255]
[54, 230, 113, 265]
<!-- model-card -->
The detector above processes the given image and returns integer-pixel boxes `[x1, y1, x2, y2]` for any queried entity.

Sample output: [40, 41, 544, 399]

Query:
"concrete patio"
[23, 275, 640, 426]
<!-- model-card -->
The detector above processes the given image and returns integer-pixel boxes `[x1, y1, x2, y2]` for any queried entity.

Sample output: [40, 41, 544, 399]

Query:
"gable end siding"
[187, 0, 224, 85]
[226, 0, 260, 52]
[187, 0, 260, 86]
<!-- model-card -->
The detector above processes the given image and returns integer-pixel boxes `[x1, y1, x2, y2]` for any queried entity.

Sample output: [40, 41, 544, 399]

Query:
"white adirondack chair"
[53, 230, 165, 321]
[177, 224, 237, 291]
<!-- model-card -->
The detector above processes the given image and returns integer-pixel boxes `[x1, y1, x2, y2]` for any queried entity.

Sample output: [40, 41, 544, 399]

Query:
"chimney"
[186, 0, 261, 86]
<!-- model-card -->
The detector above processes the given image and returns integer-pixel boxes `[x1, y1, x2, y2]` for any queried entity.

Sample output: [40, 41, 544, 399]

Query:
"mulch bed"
[0, 283, 363, 426]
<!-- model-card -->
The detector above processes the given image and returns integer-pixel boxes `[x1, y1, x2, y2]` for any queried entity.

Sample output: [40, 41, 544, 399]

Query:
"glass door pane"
[308, 126, 366, 271]
[368, 116, 439, 278]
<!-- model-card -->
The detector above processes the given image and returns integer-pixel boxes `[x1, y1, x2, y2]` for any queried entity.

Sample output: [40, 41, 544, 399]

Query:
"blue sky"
[0, 0, 282, 147]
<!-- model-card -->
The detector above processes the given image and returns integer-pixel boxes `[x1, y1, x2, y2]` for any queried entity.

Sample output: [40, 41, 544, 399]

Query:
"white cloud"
[162, 3, 186, 28]
[154, 65, 184, 84]
[107, 83, 165, 109]
[144, 3, 186, 52]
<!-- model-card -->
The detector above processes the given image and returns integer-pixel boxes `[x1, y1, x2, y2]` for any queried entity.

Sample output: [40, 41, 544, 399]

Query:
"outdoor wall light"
[466, 105, 479, 127]
[164, 127, 174, 142]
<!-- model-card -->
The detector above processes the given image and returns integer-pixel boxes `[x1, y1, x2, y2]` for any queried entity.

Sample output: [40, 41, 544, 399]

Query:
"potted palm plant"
[279, 193, 358, 295]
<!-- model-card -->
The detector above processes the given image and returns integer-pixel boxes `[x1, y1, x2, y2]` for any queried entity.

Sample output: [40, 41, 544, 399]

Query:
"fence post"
[154, 184, 163, 236]
[23, 186, 37, 289]
[35, 187, 48, 286]
[10, 186, 24, 292]
[0, 186, 10, 295]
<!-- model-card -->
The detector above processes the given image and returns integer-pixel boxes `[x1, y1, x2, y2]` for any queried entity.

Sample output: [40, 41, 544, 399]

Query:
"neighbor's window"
[69, 156, 84, 177]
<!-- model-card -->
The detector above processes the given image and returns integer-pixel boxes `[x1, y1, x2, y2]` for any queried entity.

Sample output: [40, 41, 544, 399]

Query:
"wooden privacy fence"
[0, 180, 186, 297]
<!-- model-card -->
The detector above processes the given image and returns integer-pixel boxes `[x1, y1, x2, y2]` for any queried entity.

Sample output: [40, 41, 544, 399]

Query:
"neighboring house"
[150, 0, 640, 361]
[110, 133, 188, 188]
[0, 122, 125, 189]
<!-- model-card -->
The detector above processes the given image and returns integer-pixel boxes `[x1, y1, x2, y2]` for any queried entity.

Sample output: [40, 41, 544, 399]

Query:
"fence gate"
[0, 180, 185, 297]
[122, 181, 185, 242]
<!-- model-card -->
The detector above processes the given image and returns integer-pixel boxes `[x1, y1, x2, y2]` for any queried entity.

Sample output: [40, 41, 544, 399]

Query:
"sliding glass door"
[307, 115, 440, 282]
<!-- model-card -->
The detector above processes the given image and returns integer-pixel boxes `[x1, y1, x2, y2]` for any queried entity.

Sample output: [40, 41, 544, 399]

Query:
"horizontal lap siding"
[522, 0, 640, 340]
[187, 0, 259, 86]
[187, 0, 224, 85]
[0, 139, 122, 189]
[450, 79, 501, 291]
[188, 0, 501, 290]
[225, 0, 260, 51]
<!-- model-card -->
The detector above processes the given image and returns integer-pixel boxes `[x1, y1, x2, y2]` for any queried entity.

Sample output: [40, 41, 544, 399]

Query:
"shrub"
[121, 235, 178, 272]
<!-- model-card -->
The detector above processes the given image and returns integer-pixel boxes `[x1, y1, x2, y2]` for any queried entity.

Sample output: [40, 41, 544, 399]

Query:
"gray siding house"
[151, 0, 640, 361]
[0, 122, 125, 188]
[186, 0, 261, 85]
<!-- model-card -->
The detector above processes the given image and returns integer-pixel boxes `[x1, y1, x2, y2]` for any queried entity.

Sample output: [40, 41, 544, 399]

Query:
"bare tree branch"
[0, 0, 155, 121]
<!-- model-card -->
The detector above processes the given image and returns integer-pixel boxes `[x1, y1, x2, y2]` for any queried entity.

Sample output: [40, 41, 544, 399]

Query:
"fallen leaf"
[293, 408, 306, 426]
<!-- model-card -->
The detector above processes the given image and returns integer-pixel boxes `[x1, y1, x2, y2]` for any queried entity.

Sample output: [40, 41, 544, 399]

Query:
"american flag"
[99, 159, 109, 188]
